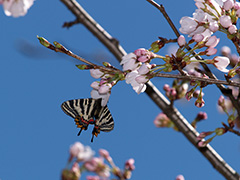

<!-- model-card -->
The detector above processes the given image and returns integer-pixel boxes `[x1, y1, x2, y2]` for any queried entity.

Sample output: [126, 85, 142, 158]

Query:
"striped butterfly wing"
[61, 98, 101, 136]
[91, 105, 114, 142]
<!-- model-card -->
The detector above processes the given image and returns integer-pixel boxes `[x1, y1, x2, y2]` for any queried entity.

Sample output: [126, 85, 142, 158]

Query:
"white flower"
[138, 63, 151, 75]
[91, 89, 110, 106]
[125, 71, 146, 94]
[179, 16, 198, 34]
[121, 53, 142, 71]
[205, 36, 219, 48]
[3, 0, 34, 17]
[193, 9, 207, 22]
[77, 145, 95, 162]
[213, 56, 230, 72]
[90, 69, 104, 79]
[70, 142, 84, 158]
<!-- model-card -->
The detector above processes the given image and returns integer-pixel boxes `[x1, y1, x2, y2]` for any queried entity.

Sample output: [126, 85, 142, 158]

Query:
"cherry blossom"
[179, 16, 198, 34]
[205, 36, 219, 48]
[120, 53, 141, 71]
[2, 0, 34, 17]
[90, 69, 104, 79]
[125, 71, 146, 94]
[77, 145, 95, 162]
[69, 142, 84, 158]
[213, 56, 230, 72]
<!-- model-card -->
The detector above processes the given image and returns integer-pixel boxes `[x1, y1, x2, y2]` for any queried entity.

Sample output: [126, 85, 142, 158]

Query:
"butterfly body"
[61, 98, 114, 142]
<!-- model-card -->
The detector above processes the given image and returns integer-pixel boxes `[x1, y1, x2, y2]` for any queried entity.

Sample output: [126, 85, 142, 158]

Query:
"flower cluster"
[81, 63, 124, 106]
[89, 69, 113, 106]
[1, 0, 34, 17]
[62, 142, 135, 180]
[180, 0, 240, 39]
[163, 80, 189, 102]
[196, 95, 239, 146]
[120, 48, 157, 94]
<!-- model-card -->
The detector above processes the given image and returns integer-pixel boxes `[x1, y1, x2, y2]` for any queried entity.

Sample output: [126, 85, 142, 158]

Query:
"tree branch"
[155, 73, 240, 87]
[59, 0, 240, 179]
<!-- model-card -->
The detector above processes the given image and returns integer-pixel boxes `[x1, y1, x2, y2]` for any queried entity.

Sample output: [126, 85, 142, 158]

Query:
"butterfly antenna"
[77, 128, 83, 136]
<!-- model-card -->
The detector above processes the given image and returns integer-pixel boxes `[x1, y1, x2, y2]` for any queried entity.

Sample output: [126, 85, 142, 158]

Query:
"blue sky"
[1, 0, 240, 179]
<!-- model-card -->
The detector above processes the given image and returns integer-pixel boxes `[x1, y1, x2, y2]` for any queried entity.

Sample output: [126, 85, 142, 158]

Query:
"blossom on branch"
[2, 0, 34, 17]
[62, 142, 135, 180]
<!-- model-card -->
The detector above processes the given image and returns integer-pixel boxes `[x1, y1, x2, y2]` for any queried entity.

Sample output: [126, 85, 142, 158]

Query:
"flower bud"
[228, 25, 237, 34]
[90, 69, 104, 79]
[219, 15, 232, 28]
[177, 35, 186, 47]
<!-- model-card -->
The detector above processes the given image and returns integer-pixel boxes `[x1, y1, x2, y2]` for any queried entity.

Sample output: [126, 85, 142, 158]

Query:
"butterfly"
[61, 98, 114, 142]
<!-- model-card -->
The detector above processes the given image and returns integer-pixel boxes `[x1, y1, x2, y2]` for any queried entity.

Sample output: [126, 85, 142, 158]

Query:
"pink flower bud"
[134, 48, 148, 56]
[223, 0, 234, 11]
[163, 84, 170, 91]
[206, 47, 217, 56]
[205, 36, 219, 48]
[209, 21, 219, 32]
[196, 112, 208, 121]
[176, 175, 185, 180]
[195, 98, 205, 108]
[153, 113, 172, 128]
[90, 69, 104, 79]
[125, 158, 135, 171]
[99, 149, 111, 161]
[228, 25, 237, 34]
[90, 81, 100, 90]
[138, 55, 150, 62]
[178, 35, 186, 47]
[219, 15, 232, 28]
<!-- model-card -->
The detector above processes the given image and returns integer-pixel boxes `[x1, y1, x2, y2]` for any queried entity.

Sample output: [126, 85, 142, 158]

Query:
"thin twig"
[155, 73, 240, 87]
[60, 0, 240, 179]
